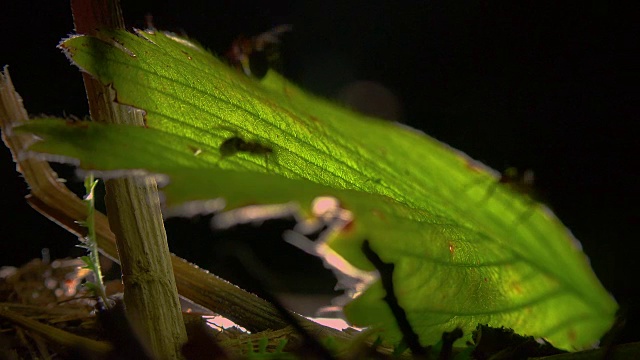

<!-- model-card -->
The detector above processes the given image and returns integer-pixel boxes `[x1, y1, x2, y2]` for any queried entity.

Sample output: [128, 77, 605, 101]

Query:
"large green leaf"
[17, 29, 616, 350]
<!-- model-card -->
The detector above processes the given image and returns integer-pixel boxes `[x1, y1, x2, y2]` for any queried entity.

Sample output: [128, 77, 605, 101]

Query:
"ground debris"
[0, 258, 115, 358]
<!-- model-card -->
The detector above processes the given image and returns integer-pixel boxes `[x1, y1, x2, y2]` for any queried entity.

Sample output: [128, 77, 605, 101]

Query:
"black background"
[1, 1, 637, 345]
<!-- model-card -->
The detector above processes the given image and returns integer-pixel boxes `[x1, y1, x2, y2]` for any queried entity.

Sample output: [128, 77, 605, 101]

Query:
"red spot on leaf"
[371, 209, 386, 221]
[341, 219, 355, 233]
[512, 282, 522, 294]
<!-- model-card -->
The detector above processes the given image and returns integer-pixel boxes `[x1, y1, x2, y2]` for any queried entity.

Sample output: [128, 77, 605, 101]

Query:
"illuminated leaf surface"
[18, 29, 616, 350]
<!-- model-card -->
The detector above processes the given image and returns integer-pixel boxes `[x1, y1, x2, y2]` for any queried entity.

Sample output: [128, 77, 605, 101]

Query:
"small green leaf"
[80, 255, 93, 269]
[17, 29, 616, 350]
[84, 282, 98, 292]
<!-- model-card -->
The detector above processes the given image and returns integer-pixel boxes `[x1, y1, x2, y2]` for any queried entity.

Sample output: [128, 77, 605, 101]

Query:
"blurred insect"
[218, 136, 274, 170]
[144, 13, 156, 31]
[225, 24, 292, 78]
[466, 166, 541, 225]
[484, 167, 535, 201]
[495, 167, 542, 224]
[219, 136, 273, 157]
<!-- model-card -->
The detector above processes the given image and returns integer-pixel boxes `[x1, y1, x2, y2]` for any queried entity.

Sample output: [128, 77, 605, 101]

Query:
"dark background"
[1, 0, 636, 345]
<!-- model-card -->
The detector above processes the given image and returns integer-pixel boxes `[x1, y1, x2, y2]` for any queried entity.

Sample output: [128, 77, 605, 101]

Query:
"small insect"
[218, 136, 274, 170]
[467, 167, 536, 202]
[482, 167, 542, 225]
[464, 166, 540, 226]
[484, 167, 536, 201]
[225, 24, 292, 78]
[219, 136, 273, 157]
[499, 167, 535, 191]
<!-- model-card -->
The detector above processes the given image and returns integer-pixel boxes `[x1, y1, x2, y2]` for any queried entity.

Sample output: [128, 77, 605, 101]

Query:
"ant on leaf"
[218, 135, 274, 170]
[225, 25, 292, 78]
[219, 136, 273, 157]
[486, 167, 535, 200]
[469, 166, 542, 226]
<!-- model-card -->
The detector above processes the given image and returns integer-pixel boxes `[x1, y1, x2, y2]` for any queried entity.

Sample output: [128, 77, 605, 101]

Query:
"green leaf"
[80, 255, 94, 269]
[17, 29, 616, 350]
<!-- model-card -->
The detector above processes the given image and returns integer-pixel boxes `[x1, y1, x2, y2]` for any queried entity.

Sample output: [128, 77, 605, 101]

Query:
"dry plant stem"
[0, 68, 352, 341]
[0, 69, 77, 215]
[103, 177, 189, 358]
[0, 307, 112, 356]
[69, 0, 187, 358]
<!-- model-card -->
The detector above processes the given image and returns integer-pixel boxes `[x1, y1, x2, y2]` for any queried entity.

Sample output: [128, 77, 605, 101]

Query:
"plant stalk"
[80, 175, 110, 307]
[69, 0, 187, 358]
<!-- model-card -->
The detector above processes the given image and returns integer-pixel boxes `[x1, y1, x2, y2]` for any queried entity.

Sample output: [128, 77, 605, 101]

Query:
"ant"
[469, 166, 541, 225]
[218, 136, 274, 170]
[489, 167, 535, 200]
[219, 136, 273, 157]
[225, 24, 292, 78]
